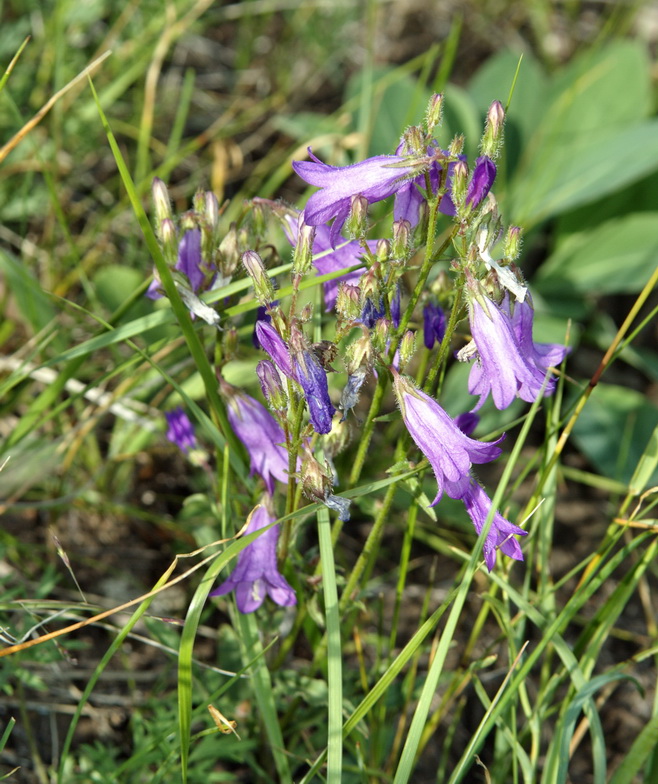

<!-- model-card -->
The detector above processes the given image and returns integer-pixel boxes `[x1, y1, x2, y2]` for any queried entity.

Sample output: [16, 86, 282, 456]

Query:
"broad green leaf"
[0, 249, 58, 338]
[537, 213, 658, 295]
[571, 384, 658, 486]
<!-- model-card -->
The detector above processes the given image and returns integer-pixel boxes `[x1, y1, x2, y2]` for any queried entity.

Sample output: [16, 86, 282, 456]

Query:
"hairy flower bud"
[243, 250, 274, 306]
[335, 282, 361, 321]
[218, 224, 241, 276]
[152, 178, 172, 229]
[448, 134, 465, 157]
[160, 218, 178, 266]
[482, 100, 505, 160]
[392, 219, 411, 261]
[293, 222, 316, 276]
[401, 125, 424, 155]
[398, 330, 416, 370]
[425, 93, 444, 135]
[450, 160, 468, 211]
[257, 359, 287, 412]
[504, 226, 523, 261]
[344, 194, 369, 239]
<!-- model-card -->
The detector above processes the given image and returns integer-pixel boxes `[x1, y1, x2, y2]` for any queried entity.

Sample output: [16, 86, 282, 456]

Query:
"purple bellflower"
[209, 501, 296, 613]
[283, 212, 376, 311]
[394, 150, 464, 225]
[165, 407, 197, 453]
[293, 350, 336, 435]
[293, 149, 418, 246]
[225, 387, 291, 494]
[508, 294, 570, 376]
[423, 302, 446, 349]
[461, 479, 527, 571]
[392, 370, 504, 503]
[466, 292, 565, 411]
[147, 228, 206, 300]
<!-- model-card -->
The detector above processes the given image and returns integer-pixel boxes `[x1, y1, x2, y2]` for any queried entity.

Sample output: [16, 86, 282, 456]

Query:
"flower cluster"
[148, 91, 569, 612]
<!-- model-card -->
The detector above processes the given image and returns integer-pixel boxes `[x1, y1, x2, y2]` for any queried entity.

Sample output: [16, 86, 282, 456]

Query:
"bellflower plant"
[209, 500, 296, 612]
[392, 370, 504, 503]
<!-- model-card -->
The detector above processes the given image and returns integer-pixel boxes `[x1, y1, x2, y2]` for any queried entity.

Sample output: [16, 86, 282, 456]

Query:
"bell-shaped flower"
[507, 294, 570, 375]
[394, 153, 463, 224]
[225, 387, 291, 494]
[392, 370, 504, 504]
[466, 292, 566, 411]
[255, 320, 295, 380]
[209, 501, 296, 613]
[292, 148, 418, 245]
[147, 228, 208, 300]
[466, 156, 496, 209]
[460, 479, 527, 571]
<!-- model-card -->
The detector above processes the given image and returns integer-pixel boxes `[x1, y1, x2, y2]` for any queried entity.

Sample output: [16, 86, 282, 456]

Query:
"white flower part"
[476, 227, 527, 303]
[176, 284, 223, 329]
[456, 339, 478, 363]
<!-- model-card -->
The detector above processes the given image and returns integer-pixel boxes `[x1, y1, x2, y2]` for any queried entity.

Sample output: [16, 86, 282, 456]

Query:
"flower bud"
[448, 134, 465, 157]
[160, 218, 178, 266]
[339, 367, 367, 420]
[398, 330, 416, 370]
[372, 318, 390, 353]
[392, 219, 411, 261]
[257, 359, 287, 412]
[401, 125, 424, 155]
[242, 250, 274, 306]
[152, 178, 172, 228]
[335, 282, 361, 321]
[293, 222, 316, 276]
[376, 238, 391, 262]
[205, 191, 220, 231]
[504, 226, 523, 261]
[345, 331, 373, 374]
[425, 93, 444, 135]
[223, 326, 239, 360]
[450, 160, 468, 212]
[300, 447, 351, 521]
[481, 100, 505, 160]
[344, 194, 368, 239]
[218, 223, 241, 276]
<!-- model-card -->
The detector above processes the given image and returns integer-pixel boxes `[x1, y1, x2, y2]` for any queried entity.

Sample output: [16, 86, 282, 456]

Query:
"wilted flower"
[392, 370, 504, 503]
[165, 407, 197, 453]
[465, 292, 566, 411]
[293, 149, 419, 246]
[255, 320, 294, 379]
[224, 385, 291, 494]
[423, 302, 446, 349]
[209, 501, 296, 613]
[293, 350, 336, 435]
[466, 156, 496, 209]
[460, 479, 527, 571]
[300, 446, 351, 521]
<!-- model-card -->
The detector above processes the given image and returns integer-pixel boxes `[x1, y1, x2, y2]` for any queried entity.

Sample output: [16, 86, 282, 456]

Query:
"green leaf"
[537, 213, 658, 295]
[571, 384, 658, 486]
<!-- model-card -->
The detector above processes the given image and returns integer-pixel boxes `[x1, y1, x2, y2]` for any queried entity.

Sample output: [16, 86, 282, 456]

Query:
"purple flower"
[293, 351, 336, 435]
[392, 370, 504, 504]
[466, 156, 496, 208]
[394, 154, 463, 224]
[209, 501, 296, 613]
[360, 297, 385, 329]
[283, 213, 375, 311]
[507, 295, 570, 375]
[454, 411, 479, 437]
[293, 149, 417, 246]
[252, 305, 272, 348]
[226, 389, 291, 494]
[466, 293, 567, 411]
[461, 479, 527, 571]
[165, 407, 197, 452]
[255, 321, 294, 379]
[423, 302, 446, 349]
[147, 228, 206, 300]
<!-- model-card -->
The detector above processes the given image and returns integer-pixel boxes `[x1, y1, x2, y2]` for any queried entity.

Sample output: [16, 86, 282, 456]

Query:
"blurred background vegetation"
[2, 1, 658, 781]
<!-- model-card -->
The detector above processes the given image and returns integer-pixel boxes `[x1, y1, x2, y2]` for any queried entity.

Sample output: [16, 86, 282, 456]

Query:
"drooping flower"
[293, 350, 336, 435]
[292, 149, 419, 246]
[392, 370, 504, 504]
[507, 294, 570, 377]
[465, 292, 566, 411]
[225, 387, 291, 494]
[209, 501, 296, 613]
[423, 302, 446, 349]
[165, 407, 197, 453]
[460, 479, 527, 571]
